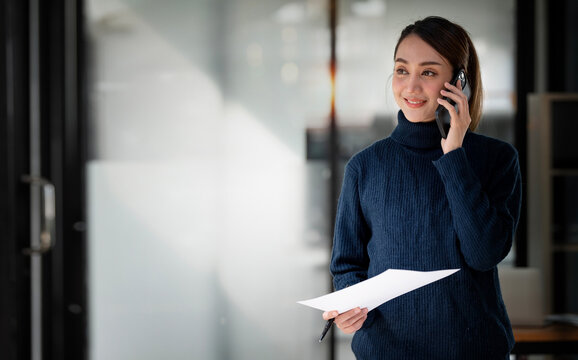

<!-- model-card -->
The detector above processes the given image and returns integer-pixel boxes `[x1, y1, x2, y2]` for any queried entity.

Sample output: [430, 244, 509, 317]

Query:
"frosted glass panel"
[87, 0, 331, 359]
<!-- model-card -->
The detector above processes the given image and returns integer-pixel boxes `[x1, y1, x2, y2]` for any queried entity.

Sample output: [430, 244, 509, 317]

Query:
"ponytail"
[465, 36, 483, 131]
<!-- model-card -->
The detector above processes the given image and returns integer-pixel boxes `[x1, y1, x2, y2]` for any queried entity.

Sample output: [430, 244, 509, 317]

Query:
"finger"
[322, 310, 339, 321]
[443, 80, 468, 100]
[340, 312, 368, 334]
[334, 309, 357, 327]
[438, 98, 470, 126]
[436, 98, 458, 116]
[443, 80, 462, 94]
[347, 313, 368, 331]
[440, 88, 466, 104]
[335, 308, 368, 329]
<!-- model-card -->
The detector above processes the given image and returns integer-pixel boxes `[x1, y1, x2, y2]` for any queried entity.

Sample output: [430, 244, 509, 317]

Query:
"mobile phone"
[435, 69, 471, 139]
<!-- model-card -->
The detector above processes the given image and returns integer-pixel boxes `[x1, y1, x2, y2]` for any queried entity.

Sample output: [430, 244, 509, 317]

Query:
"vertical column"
[328, 0, 338, 359]
[28, 0, 43, 358]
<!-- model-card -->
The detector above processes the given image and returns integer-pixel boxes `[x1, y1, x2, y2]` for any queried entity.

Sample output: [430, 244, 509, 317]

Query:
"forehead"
[395, 34, 449, 66]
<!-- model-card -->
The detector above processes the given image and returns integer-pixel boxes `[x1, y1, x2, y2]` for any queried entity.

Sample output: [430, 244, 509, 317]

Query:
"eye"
[422, 70, 436, 77]
[395, 68, 408, 75]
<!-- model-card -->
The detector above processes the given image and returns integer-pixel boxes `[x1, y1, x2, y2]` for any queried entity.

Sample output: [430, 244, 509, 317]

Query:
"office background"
[0, 0, 577, 359]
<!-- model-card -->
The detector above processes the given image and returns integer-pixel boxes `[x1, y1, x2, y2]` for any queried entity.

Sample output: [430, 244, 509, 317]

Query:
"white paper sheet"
[297, 268, 460, 313]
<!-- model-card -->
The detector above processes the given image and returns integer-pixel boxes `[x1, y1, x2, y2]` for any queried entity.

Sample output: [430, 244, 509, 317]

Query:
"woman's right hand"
[322, 307, 368, 334]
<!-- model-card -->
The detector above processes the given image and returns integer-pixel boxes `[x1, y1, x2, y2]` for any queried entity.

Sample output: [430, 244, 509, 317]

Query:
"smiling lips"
[405, 98, 427, 108]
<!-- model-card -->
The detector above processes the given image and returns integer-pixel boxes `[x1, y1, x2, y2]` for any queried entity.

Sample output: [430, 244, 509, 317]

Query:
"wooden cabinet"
[528, 93, 578, 314]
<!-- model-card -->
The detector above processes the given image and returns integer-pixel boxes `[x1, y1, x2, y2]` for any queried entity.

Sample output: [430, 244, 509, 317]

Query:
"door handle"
[21, 175, 56, 255]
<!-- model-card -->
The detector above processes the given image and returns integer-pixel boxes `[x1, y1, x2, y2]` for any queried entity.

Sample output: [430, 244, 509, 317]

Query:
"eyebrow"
[394, 58, 443, 66]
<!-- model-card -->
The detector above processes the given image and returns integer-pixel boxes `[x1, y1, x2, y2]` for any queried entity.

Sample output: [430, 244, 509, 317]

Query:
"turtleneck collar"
[390, 110, 442, 150]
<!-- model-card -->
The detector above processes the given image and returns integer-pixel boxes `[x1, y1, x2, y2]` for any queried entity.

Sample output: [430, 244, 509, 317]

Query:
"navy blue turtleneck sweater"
[330, 111, 522, 360]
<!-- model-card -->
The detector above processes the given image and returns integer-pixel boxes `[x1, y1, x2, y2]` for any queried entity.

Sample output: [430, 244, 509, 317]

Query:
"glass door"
[86, 1, 332, 359]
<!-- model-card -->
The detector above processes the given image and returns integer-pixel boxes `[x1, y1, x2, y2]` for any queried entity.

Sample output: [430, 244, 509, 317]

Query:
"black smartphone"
[435, 69, 471, 139]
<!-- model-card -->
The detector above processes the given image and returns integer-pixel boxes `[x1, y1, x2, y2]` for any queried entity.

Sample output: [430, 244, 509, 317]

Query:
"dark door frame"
[0, 0, 87, 359]
[1, 0, 33, 358]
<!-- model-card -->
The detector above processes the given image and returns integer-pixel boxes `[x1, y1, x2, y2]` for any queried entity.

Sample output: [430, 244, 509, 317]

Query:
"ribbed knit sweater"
[330, 111, 522, 360]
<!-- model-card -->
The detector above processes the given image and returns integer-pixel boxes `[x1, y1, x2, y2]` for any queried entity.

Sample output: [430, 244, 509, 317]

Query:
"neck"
[391, 111, 442, 149]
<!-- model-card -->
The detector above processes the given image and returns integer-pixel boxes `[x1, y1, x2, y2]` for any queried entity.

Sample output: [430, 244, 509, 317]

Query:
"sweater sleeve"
[330, 160, 371, 291]
[432, 146, 522, 271]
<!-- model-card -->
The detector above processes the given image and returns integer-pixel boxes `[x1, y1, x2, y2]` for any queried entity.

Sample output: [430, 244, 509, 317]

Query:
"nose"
[406, 74, 421, 93]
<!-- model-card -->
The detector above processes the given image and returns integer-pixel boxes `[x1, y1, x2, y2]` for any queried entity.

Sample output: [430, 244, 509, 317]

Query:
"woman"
[322, 16, 522, 359]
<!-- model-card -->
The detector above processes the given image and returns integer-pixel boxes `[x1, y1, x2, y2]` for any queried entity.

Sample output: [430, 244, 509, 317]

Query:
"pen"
[318, 318, 334, 343]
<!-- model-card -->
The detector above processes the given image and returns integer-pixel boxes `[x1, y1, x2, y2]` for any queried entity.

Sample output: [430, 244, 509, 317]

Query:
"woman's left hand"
[437, 79, 471, 154]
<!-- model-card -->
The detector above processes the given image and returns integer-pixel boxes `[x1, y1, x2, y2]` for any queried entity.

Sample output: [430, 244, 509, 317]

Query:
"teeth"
[407, 99, 425, 104]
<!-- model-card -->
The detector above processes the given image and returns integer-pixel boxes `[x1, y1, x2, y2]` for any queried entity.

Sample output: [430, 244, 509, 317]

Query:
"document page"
[298, 268, 460, 313]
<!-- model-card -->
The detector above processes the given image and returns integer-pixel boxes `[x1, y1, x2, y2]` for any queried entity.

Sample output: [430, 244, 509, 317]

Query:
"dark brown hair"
[394, 16, 483, 130]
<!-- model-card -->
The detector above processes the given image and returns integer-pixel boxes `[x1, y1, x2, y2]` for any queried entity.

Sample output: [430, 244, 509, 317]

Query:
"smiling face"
[392, 34, 453, 123]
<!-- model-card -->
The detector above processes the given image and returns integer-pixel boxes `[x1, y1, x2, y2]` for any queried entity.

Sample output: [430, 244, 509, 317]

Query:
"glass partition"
[87, 1, 331, 359]
[86, 1, 515, 359]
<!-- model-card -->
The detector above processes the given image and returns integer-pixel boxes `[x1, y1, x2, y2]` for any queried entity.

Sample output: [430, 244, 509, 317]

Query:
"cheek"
[391, 78, 403, 97]
[426, 83, 444, 99]
[432, 76, 452, 97]
[391, 82, 404, 108]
